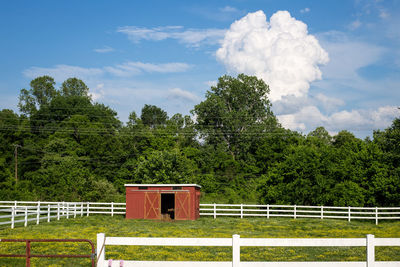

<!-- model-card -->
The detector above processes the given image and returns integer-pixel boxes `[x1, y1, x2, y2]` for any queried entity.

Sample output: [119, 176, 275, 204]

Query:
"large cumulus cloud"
[216, 10, 329, 101]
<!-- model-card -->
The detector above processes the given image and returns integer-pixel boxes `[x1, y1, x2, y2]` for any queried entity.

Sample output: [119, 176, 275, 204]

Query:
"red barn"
[125, 184, 201, 220]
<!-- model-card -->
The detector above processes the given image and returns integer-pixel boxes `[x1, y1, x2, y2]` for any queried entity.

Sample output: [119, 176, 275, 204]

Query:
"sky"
[1, 0, 399, 138]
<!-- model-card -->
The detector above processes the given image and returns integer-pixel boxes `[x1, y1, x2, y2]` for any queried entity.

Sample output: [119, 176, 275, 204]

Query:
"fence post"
[87, 202, 90, 217]
[81, 203, 83, 217]
[267, 204, 269, 219]
[36, 201, 40, 225]
[213, 203, 216, 219]
[97, 233, 106, 267]
[47, 205, 50, 222]
[348, 206, 351, 222]
[66, 203, 69, 219]
[111, 202, 114, 217]
[375, 207, 378, 225]
[74, 203, 77, 218]
[232, 234, 240, 267]
[57, 203, 60, 220]
[366, 234, 375, 267]
[14, 200, 17, 208]
[62, 201, 65, 216]
[11, 206, 15, 229]
[240, 204, 243, 219]
[294, 205, 297, 219]
[321, 206, 324, 219]
[26, 240, 31, 267]
[24, 206, 28, 227]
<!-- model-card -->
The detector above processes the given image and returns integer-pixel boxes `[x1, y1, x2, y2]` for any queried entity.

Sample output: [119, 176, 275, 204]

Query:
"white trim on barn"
[124, 184, 201, 188]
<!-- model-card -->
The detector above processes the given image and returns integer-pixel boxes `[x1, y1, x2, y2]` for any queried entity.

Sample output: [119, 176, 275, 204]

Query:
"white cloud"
[278, 105, 327, 131]
[300, 8, 310, 13]
[93, 46, 114, 53]
[216, 10, 329, 101]
[117, 26, 226, 46]
[278, 105, 399, 134]
[167, 88, 201, 102]
[273, 93, 345, 116]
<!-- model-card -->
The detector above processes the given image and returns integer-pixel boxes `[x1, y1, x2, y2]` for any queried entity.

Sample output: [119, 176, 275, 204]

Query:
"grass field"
[1, 215, 400, 266]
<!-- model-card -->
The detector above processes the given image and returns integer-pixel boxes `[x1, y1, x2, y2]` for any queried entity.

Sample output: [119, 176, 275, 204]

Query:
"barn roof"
[124, 184, 201, 188]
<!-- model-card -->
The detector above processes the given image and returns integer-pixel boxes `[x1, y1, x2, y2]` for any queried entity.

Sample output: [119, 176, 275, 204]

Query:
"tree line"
[0, 74, 399, 206]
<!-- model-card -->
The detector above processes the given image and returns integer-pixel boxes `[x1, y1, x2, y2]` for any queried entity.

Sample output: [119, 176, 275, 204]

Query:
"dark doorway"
[161, 193, 175, 219]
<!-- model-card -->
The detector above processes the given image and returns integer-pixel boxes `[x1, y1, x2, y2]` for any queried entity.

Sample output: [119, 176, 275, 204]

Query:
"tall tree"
[193, 74, 278, 159]
[141, 104, 168, 128]
[61, 78, 90, 98]
[18, 76, 58, 116]
[308, 126, 332, 146]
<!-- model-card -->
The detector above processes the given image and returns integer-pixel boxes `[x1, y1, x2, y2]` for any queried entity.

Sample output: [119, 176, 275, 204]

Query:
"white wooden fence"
[96, 233, 400, 267]
[200, 203, 400, 225]
[0, 201, 125, 229]
[1, 201, 400, 229]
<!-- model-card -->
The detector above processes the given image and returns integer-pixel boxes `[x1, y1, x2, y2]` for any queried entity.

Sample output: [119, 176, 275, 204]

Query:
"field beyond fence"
[1, 201, 400, 229]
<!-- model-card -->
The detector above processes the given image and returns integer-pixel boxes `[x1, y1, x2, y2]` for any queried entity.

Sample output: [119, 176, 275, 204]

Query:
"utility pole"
[13, 144, 21, 184]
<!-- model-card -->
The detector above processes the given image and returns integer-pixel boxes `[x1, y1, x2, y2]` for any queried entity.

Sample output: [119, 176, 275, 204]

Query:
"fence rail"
[0, 238, 96, 267]
[0, 201, 125, 229]
[200, 203, 400, 224]
[96, 233, 400, 267]
[1, 201, 400, 229]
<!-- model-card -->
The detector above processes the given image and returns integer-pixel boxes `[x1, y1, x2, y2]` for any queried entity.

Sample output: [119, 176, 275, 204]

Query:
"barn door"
[195, 191, 201, 219]
[175, 191, 190, 220]
[144, 192, 160, 219]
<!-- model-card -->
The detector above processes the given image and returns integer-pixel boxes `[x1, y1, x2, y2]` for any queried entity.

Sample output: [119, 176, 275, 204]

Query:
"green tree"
[141, 104, 168, 128]
[193, 74, 277, 159]
[374, 118, 400, 167]
[18, 76, 58, 116]
[61, 78, 90, 98]
[133, 149, 198, 184]
[308, 126, 332, 146]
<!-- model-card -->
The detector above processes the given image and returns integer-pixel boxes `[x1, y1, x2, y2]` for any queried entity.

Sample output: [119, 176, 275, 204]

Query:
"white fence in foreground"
[200, 203, 400, 225]
[1, 201, 400, 229]
[0, 201, 125, 228]
[97, 233, 400, 267]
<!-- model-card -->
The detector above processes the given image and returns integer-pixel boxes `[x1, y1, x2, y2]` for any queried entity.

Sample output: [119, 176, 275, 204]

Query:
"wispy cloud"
[220, 6, 239, 13]
[117, 26, 226, 47]
[300, 7, 310, 13]
[23, 65, 104, 83]
[93, 46, 114, 53]
[24, 61, 191, 81]
[379, 9, 390, 19]
[105, 62, 192, 77]
[317, 31, 385, 85]
[167, 88, 201, 102]
[348, 20, 362, 30]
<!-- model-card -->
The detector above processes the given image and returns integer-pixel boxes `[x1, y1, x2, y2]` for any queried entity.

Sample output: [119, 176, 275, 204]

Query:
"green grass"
[1, 215, 400, 266]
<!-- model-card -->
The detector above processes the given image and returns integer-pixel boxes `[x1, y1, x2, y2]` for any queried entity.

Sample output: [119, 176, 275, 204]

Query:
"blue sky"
[1, 0, 399, 138]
